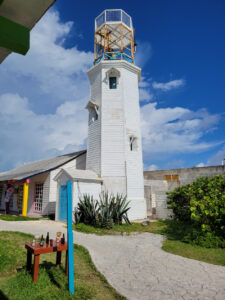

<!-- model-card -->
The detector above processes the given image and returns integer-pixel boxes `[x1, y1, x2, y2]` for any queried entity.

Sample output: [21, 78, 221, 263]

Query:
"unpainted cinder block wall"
[144, 165, 225, 219]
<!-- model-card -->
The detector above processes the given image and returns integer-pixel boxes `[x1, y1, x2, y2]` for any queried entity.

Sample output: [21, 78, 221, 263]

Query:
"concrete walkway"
[0, 219, 225, 300]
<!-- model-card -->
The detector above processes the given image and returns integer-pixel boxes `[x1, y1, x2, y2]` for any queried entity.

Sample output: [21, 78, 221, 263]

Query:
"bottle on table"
[61, 233, 65, 244]
[40, 235, 44, 246]
[46, 232, 49, 245]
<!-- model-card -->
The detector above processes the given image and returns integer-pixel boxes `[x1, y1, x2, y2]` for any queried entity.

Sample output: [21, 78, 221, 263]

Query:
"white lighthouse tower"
[86, 9, 146, 220]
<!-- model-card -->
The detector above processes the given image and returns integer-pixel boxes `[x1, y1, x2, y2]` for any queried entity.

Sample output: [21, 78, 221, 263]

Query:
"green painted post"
[0, 16, 30, 55]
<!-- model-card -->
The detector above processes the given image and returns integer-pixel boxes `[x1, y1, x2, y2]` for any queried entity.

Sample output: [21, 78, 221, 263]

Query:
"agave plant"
[111, 193, 131, 225]
[74, 192, 131, 229]
[98, 192, 114, 229]
[75, 194, 99, 226]
[98, 192, 131, 228]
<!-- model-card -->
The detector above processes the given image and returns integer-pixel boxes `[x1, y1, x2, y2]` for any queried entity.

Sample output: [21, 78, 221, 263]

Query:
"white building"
[0, 151, 87, 217]
[0, 9, 147, 221]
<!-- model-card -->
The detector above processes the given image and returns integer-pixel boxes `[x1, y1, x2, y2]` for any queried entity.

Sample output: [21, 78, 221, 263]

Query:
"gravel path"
[0, 219, 225, 300]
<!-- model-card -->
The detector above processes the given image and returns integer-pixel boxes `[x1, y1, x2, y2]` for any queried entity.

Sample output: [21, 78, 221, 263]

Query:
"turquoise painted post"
[67, 181, 74, 294]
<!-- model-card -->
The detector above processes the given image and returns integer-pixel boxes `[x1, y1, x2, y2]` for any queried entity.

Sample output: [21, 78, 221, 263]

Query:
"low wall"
[144, 165, 225, 219]
[144, 165, 225, 184]
[144, 180, 171, 219]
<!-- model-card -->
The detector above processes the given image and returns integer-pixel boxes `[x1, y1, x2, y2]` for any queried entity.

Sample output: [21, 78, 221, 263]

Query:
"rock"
[141, 220, 150, 226]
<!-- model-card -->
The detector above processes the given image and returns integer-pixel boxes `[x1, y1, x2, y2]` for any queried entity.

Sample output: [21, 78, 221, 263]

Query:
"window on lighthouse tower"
[109, 77, 117, 89]
[129, 136, 138, 151]
[88, 107, 98, 124]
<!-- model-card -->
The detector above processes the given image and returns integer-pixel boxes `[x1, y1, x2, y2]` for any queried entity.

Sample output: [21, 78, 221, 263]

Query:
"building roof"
[54, 168, 102, 183]
[0, 150, 86, 182]
[0, 0, 55, 62]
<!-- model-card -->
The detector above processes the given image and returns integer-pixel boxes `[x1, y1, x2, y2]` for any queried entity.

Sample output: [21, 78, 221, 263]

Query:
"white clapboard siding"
[86, 118, 101, 174]
[48, 154, 87, 214]
[101, 65, 125, 177]
[86, 60, 146, 220]
[73, 181, 102, 210]
[86, 69, 102, 175]
[27, 172, 50, 216]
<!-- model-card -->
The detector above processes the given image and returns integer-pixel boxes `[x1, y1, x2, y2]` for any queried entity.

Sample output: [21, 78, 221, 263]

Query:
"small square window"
[129, 136, 138, 151]
[109, 77, 117, 89]
[88, 107, 98, 125]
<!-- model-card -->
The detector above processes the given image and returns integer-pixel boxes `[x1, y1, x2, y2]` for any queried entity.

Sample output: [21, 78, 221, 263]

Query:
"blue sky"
[0, 0, 225, 171]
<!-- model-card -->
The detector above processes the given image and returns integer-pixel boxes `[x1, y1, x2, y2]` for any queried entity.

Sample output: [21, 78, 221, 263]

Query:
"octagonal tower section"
[86, 9, 146, 220]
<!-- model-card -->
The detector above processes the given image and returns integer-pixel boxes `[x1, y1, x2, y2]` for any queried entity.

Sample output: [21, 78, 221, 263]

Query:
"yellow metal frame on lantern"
[94, 9, 136, 63]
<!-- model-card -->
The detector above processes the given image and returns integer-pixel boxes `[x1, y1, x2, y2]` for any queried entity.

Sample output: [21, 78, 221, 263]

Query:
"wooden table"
[25, 241, 68, 282]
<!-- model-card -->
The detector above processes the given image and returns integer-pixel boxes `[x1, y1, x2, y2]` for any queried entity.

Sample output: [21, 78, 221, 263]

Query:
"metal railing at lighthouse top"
[93, 9, 136, 65]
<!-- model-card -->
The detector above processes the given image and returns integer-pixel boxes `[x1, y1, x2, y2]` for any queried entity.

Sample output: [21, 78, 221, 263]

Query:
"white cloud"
[148, 164, 158, 171]
[135, 41, 152, 68]
[0, 93, 88, 171]
[0, 10, 93, 109]
[196, 162, 205, 167]
[141, 102, 221, 161]
[0, 10, 92, 171]
[152, 79, 185, 91]
[207, 144, 225, 166]
[139, 77, 154, 102]
[139, 88, 154, 102]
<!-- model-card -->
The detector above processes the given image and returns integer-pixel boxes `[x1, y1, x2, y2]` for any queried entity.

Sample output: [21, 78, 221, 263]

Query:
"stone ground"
[0, 219, 225, 300]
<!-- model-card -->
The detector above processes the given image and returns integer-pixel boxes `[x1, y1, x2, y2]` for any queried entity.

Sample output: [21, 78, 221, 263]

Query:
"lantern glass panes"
[96, 11, 105, 28]
[122, 11, 131, 27]
[106, 10, 121, 22]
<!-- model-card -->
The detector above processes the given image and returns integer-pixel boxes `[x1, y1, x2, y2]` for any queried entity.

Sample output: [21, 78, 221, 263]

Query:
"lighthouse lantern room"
[94, 9, 136, 64]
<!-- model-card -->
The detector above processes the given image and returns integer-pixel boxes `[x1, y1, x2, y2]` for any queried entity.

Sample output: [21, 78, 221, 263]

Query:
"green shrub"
[74, 192, 131, 229]
[167, 184, 192, 222]
[74, 194, 99, 226]
[98, 192, 130, 228]
[98, 192, 114, 229]
[184, 230, 225, 248]
[188, 176, 225, 237]
[167, 175, 225, 248]
[111, 193, 131, 225]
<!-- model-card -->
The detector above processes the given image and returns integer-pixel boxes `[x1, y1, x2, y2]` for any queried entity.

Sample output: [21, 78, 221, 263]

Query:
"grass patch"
[0, 214, 40, 221]
[0, 231, 33, 274]
[0, 231, 125, 300]
[163, 239, 225, 266]
[73, 221, 167, 235]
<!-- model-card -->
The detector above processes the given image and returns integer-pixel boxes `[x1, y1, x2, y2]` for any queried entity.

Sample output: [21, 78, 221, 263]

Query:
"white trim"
[88, 60, 141, 82]
[54, 169, 102, 183]
[85, 101, 99, 110]
[105, 67, 121, 84]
